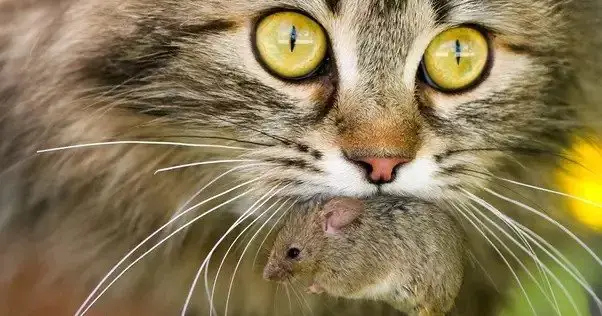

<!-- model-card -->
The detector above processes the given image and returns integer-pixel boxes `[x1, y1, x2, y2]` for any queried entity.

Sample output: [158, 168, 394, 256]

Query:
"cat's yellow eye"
[255, 11, 328, 79]
[422, 26, 490, 91]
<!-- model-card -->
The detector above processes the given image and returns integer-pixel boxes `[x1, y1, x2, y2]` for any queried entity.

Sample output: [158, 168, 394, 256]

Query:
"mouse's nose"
[263, 264, 290, 281]
[350, 157, 410, 184]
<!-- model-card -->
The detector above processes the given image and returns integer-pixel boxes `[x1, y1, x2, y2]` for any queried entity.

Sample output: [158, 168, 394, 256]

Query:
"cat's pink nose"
[352, 157, 410, 184]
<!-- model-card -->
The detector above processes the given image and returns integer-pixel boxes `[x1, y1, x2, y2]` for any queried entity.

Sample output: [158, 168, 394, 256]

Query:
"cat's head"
[88, 0, 587, 200]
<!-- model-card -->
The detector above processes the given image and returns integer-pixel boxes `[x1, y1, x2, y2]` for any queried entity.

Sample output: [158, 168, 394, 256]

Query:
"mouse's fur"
[264, 197, 465, 316]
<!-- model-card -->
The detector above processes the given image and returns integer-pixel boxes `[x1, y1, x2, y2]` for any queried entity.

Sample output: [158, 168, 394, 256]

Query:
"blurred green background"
[500, 239, 602, 316]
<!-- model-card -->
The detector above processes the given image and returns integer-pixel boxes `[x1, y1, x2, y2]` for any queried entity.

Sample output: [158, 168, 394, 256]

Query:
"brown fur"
[1, 0, 601, 315]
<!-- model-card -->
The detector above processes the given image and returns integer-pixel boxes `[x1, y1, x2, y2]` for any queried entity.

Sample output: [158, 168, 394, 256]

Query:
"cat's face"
[98, 0, 574, 200]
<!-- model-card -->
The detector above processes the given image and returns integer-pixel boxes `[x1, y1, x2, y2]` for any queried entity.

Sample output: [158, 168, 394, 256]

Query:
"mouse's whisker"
[284, 283, 294, 316]
[252, 200, 297, 270]
[75, 177, 260, 316]
[273, 283, 281, 315]
[456, 200, 565, 316]
[225, 196, 292, 316]
[449, 201, 538, 316]
[291, 277, 315, 316]
[178, 184, 283, 316]
[287, 279, 308, 316]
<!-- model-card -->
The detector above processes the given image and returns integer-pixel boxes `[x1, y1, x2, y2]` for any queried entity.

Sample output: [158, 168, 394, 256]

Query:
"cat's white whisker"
[483, 188, 602, 268]
[210, 196, 283, 314]
[252, 200, 298, 269]
[179, 185, 283, 316]
[456, 200, 564, 316]
[224, 197, 293, 316]
[78, 187, 255, 316]
[450, 201, 538, 316]
[467, 184, 563, 313]
[467, 250, 500, 293]
[205, 187, 287, 316]
[464, 189, 601, 312]
[517, 222, 587, 284]
[495, 177, 602, 209]
[154, 159, 258, 175]
[171, 163, 266, 218]
[74, 177, 262, 316]
[36, 140, 252, 153]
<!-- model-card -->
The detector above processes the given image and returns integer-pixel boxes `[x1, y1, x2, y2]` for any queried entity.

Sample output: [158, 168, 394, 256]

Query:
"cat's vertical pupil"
[455, 39, 461, 65]
[290, 25, 297, 52]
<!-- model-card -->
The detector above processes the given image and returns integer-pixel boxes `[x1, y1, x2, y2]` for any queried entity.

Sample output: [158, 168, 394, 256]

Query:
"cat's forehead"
[186, 0, 558, 90]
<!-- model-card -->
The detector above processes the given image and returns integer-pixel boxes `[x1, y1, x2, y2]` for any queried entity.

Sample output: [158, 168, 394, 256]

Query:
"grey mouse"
[263, 197, 465, 316]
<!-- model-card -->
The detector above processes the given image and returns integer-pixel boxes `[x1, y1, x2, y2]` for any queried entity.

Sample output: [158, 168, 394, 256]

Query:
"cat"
[1, 0, 601, 315]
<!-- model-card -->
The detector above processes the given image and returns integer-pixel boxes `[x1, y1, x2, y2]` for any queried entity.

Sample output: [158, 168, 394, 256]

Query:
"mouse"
[263, 197, 465, 316]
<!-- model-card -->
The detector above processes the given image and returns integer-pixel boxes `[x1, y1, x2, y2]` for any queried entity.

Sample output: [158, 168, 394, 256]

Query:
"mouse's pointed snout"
[263, 262, 290, 282]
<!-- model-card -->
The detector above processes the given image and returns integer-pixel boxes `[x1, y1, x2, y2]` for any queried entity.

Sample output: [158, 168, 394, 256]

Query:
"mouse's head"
[263, 197, 364, 283]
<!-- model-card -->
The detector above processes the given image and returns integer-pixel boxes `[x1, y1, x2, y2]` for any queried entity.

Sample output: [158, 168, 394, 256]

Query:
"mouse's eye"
[287, 247, 301, 259]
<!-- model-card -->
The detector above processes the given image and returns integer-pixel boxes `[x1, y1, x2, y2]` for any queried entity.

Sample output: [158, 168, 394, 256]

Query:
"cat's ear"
[321, 198, 364, 234]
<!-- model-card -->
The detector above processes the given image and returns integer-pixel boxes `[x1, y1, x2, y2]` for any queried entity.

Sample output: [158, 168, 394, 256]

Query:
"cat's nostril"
[351, 157, 410, 184]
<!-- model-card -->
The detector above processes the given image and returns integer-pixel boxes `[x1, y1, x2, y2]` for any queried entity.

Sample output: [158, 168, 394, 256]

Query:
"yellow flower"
[556, 137, 602, 230]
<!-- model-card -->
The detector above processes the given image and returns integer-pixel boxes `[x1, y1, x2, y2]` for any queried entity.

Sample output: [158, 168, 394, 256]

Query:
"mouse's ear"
[321, 198, 364, 234]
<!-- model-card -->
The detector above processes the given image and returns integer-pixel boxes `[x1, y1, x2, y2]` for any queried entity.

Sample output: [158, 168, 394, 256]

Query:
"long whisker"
[154, 159, 258, 174]
[224, 198, 294, 316]
[463, 189, 600, 311]
[455, 200, 563, 316]
[78, 187, 255, 316]
[441, 146, 586, 168]
[495, 177, 602, 209]
[476, 182, 590, 283]
[483, 188, 602, 268]
[459, 179, 563, 313]
[450, 201, 538, 316]
[252, 200, 297, 270]
[209, 196, 283, 314]
[37, 140, 252, 153]
[205, 187, 288, 316]
[179, 185, 284, 316]
[124, 134, 274, 147]
[74, 177, 262, 316]
[466, 250, 500, 293]
[171, 164, 265, 218]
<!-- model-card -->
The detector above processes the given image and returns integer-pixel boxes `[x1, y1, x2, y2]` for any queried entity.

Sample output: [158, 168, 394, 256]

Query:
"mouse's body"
[263, 197, 465, 316]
